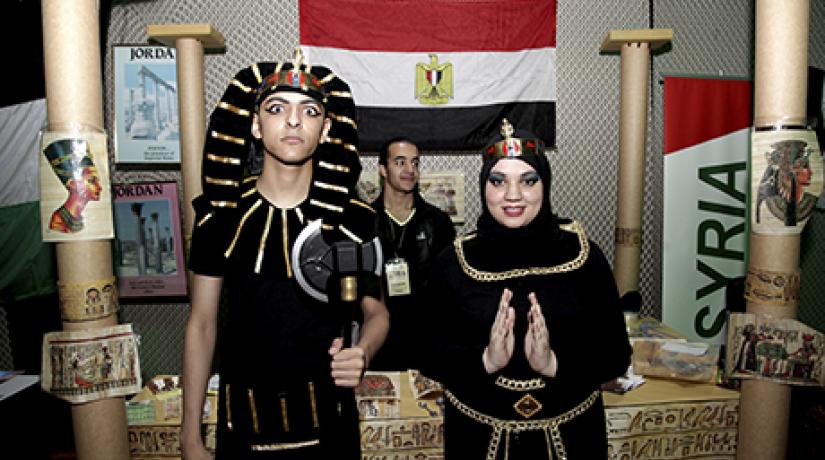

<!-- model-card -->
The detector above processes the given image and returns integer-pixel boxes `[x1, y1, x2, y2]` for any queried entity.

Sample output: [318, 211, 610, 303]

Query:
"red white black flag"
[300, 0, 557, 151]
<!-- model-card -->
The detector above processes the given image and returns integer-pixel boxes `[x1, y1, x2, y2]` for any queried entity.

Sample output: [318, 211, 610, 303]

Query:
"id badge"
[384, 258, 411, 297]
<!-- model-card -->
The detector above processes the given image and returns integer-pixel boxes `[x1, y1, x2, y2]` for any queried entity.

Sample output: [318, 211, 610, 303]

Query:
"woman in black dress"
[421, 119, 632, 460]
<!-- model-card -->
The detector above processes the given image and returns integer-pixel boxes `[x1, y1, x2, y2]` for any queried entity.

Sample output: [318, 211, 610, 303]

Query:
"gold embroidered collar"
[455, 221, 589, 282]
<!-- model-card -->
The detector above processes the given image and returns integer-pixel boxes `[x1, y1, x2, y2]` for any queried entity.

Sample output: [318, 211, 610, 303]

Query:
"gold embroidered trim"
[322, 223, 335, 231]
[308, 382, 320, 428]
[514, 393, 543, 418]
[225, 199, 262, 258]
[280, 396, 290, 432]
[231, 79, 252, 93]
[252, 63, 263, 84]
[296, 208, 305, 224]
[251, 439, 320, 451]
[197, 212, 214, 227]
[328, 90, 353, 99]
[350, 199, 375, 213]
[207, 152, 242, 165]
[241, 187, 256, 198]
[211, 130, 246, 145]
[205, 176, 239, 187]
[211, 200, 238, 208]
[243, 175, 258, 183]
[455, 221, 589, 282]
[282, 209, 293, 278]
[318, 161, 350, 173]
[326, 137, 358, 152]
[444, 389, 599, 460]
[247, 389, 260, 433]
[339, 225, 362, 244]
[495, 376, 546, 391]
[217, 101, 251, 117]
[310, 199, 343, 213]
[225, 384, 233, 431]
[314, 180, 349, 194]
[255, 206, 274, 274]
[318, 72, 336, 85]
[327, 111, 357, 129]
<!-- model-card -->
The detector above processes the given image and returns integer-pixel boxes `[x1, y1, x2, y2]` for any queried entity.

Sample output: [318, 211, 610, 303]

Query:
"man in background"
[369, 137, 455, 371]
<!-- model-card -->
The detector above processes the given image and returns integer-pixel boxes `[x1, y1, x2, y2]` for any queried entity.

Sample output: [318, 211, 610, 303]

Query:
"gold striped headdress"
[201, 48, 360, 229]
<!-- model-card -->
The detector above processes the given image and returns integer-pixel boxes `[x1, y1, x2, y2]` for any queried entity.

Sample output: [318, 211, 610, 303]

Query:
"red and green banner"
[662, 76, 752, 344]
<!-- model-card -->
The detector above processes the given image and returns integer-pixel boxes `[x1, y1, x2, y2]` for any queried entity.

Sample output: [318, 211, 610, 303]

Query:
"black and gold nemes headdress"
[201, 48, 360, 229]
[253, 49, 327, 108]
[484, 118, 545, 159]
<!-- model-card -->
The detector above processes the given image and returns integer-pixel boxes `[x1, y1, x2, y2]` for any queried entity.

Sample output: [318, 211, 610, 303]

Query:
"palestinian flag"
[300, 0, 556, 151]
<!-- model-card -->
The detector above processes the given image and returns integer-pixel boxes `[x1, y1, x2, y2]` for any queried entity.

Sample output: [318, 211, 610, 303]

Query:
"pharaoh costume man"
[187, 52, 379, 458]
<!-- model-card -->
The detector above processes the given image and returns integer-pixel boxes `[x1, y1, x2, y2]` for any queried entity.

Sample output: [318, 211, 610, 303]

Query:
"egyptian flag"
[300, 0, 556, 151]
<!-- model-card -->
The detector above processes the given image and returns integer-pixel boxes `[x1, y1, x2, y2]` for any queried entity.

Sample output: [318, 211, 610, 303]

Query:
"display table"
[603, 378, 740, 459]
[356, 372, 740, 460]
[356, 371, 444, 460]
[127, 375, 217, 460]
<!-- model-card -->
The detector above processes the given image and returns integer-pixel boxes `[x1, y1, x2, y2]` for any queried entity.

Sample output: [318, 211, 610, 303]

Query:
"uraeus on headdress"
[484, 118, 546, 159]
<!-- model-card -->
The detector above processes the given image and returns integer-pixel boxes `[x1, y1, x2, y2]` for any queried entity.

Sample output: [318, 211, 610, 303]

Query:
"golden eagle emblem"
[415, 54, 453, 106]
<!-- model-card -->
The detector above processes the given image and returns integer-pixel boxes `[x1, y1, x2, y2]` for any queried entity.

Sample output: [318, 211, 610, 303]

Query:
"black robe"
[420, 219, 632, 460]
[189, 178, 380, 459]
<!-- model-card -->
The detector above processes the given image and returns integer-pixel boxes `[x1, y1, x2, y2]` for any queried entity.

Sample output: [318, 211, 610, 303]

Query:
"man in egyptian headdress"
[42, 138, 102, 233]
[182, 51, 388, 459]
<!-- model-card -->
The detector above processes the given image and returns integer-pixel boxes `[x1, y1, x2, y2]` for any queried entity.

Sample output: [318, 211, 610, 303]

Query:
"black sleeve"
[187, 194, 233, 277]
[553, 242, 632, 384]
[417, 250, 493, 388]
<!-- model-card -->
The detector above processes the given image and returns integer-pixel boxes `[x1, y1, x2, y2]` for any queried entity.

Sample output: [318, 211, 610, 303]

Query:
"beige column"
[600, 29, 673, 297]
[41, 1, 129, 459]
[146, 25, 225, 262]
[738, 1, 809, 459]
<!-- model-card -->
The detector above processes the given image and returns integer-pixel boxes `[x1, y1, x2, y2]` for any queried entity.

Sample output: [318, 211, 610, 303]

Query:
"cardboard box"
[127, 374, 217, 459]
[604, 378, 740, 460]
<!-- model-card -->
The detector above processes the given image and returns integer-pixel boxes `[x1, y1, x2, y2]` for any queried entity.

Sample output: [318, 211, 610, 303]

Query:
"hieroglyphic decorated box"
[356, 370, 445, 460]
[603, 378, 740, 459]
[127, 374, 218, 459]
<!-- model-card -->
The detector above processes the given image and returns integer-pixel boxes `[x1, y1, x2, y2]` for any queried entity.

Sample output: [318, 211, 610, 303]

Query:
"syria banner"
[662, 76, 752, 344]
[299, 0, 556, 151]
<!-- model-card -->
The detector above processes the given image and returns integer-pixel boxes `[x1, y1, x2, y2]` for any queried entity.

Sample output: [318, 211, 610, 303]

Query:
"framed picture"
[113, 44, 180, 163]
[113, 182, 186, 298]
[419, 170, 465, 223]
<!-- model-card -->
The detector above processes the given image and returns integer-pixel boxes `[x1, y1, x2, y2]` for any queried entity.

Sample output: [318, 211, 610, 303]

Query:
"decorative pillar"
[41, 1, 129, 459]
[146, 24, 224, 261]
[600, 29, 673, 297]
[738, 1, 811, 459]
